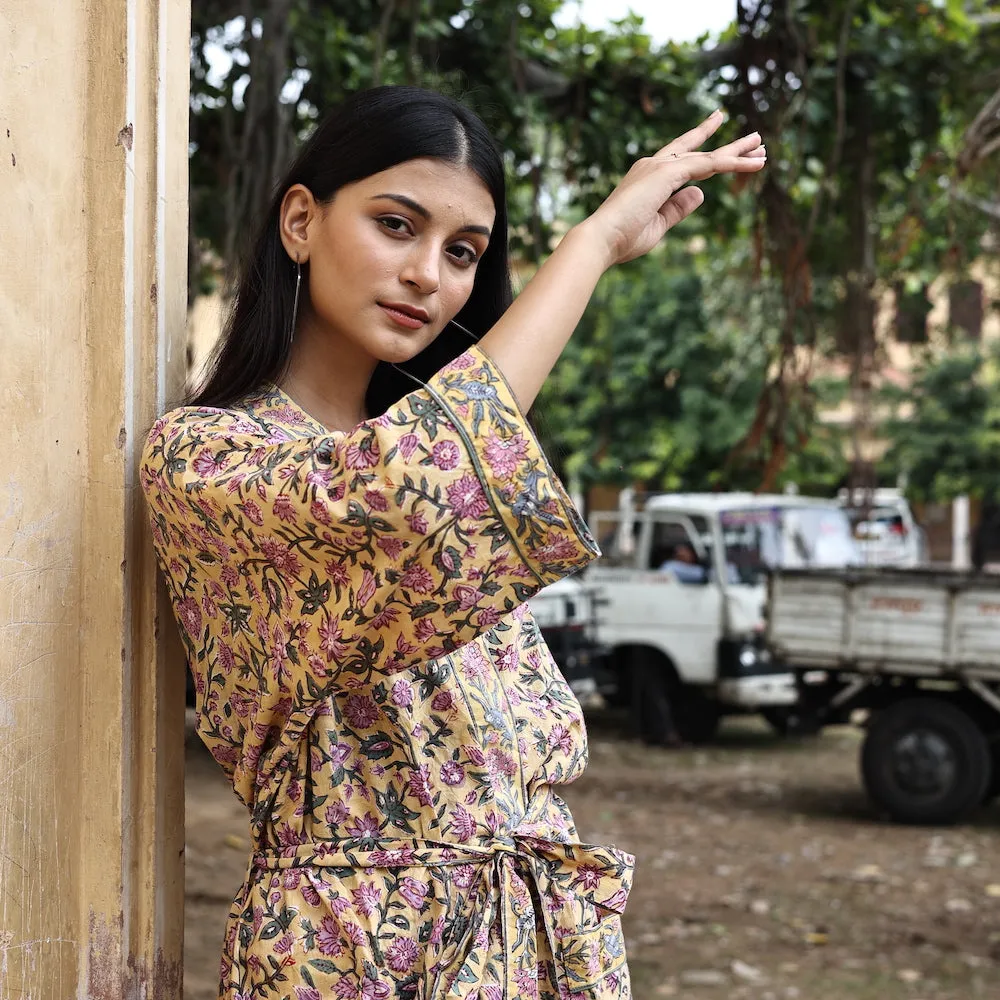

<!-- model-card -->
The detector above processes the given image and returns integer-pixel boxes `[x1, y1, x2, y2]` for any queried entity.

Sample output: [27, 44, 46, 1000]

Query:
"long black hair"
[191, 86, 513, 416]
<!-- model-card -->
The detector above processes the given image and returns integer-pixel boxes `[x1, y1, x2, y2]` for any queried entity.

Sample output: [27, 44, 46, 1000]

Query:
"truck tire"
[861, 698, 992, 825]
[675, 688, 722, 745]
[630, 650, 679, 746]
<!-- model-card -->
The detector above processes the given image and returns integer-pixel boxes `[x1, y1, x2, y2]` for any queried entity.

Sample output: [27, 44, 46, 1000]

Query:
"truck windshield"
[720, 506, 860, 585]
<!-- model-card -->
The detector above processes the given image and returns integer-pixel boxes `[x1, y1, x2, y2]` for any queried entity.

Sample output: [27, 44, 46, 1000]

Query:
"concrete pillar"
[953, 494, 971, 570]
[0, 0, 189, 995]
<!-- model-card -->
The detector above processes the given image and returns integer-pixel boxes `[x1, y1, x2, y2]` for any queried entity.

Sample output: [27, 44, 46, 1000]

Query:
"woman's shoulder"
[145, 386, 328, 450]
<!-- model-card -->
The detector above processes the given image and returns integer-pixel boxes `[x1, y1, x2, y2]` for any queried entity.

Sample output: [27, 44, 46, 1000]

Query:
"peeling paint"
[116, 123, 134, 151]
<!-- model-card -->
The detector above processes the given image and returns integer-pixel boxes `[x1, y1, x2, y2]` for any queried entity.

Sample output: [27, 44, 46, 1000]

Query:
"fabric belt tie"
[249, 833, 633, 995]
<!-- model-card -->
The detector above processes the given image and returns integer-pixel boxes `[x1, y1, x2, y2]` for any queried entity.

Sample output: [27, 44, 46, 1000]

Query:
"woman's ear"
[279, 184, 315, 263]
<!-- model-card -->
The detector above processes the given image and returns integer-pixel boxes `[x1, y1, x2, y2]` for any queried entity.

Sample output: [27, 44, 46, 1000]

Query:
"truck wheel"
[675, 688, 722, 744]
[630, 651, 681, 746]
[861, 698, 992, 825]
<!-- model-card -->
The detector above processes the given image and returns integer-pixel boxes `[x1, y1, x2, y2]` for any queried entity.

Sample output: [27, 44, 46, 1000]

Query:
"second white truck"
[768, 566, 1000, 824]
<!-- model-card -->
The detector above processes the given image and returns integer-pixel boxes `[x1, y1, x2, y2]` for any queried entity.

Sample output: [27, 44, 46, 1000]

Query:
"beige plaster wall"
[0, 0, 189, 995]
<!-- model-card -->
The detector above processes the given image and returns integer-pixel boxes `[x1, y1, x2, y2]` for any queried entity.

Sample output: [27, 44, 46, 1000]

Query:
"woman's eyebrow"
[370, 193, 492, 238]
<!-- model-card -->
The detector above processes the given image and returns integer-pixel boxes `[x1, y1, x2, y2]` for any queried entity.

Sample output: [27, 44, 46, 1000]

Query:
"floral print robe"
[141, 346, 633, 999]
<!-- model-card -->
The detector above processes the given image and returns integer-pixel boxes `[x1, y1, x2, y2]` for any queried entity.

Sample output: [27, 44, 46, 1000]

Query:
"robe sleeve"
[140, 346, 598, 784]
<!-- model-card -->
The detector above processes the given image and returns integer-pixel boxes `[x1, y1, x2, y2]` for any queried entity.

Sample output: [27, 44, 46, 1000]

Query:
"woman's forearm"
[477, 222, 608, 411]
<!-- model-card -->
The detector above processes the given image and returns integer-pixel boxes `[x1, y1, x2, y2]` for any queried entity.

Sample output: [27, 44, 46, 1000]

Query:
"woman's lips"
[379, 304, 428, 330]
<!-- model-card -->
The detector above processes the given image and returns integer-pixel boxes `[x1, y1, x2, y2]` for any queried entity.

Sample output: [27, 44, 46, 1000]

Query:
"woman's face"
[285, 158, 496, 367]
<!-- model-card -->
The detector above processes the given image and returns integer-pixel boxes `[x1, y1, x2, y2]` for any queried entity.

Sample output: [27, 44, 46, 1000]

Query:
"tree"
[881, 346, 1000, 501]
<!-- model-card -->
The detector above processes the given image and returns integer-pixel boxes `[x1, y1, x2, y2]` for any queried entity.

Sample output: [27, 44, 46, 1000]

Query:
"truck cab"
[587, 492, 860, 744]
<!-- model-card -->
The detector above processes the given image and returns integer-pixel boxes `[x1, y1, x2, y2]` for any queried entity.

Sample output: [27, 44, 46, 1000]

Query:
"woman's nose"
[400, 245, 440, 293]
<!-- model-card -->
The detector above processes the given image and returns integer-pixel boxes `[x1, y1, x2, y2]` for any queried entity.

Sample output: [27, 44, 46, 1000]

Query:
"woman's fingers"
[658, 110, 726, 156]
[659, 186, 705, 230]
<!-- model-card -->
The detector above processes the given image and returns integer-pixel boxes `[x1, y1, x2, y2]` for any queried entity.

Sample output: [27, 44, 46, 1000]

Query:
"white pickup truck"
[768, 567, 1000, 824]
[585, 492, 861, 744]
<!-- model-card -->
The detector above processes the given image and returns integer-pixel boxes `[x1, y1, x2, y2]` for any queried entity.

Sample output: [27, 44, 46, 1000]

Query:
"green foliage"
[882, 345, 1000, 501]
[188, 0, 1000, 496]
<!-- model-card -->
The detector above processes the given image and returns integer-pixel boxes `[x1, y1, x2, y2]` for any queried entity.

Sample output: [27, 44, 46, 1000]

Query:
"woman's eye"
[377, 216, 411, 235]
[448, 245, 479, 266]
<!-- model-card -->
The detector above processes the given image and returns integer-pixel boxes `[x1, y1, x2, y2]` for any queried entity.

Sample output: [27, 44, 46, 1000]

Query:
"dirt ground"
[184, 710, 1000, 1000]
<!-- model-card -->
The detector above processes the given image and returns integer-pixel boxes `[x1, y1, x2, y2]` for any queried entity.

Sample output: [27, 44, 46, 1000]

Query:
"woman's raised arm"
[479, 112, 765, 410]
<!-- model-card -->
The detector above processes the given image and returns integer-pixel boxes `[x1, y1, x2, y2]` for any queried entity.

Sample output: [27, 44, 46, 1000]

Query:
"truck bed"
[767, 567, 1000, 681]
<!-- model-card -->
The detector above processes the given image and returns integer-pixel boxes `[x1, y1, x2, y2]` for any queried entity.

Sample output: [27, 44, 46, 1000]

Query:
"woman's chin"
[370, 328, 439, 366]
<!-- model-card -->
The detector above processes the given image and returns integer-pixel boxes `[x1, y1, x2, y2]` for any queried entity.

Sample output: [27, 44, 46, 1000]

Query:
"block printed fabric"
[141, 346, 633, 999]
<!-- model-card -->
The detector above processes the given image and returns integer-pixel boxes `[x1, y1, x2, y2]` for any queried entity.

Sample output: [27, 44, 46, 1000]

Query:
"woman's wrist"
[559, 218, 617, 276]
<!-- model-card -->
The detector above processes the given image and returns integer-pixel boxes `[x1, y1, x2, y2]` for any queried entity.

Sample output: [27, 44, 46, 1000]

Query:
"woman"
[141, 86, 764, 1000]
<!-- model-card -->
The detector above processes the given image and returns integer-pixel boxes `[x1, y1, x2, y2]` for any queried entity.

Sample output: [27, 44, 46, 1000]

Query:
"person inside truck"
[658, 542, 709, 583]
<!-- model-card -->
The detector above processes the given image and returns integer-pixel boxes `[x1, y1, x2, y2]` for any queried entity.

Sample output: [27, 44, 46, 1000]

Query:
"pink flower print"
[369, 846, 415, 867]
[238, 498, 264, 525]
[272, 493, 298, 523]
[405, 510, 429, 534]
[274, 932, 294, 955]
[350, 881, 382, 917]
[364, 489, 389, 512]
[318, 615, 346, 661]
[495, 644, 518, 672]
[414, 618, 437, 641]
[323, 802, 350, 826]
[547, 724, 573, 755]
[343, 922, 367, 947]
[407, 764, 433, 806]
[391, 679, 413, 708]
[347, 813, 380, 840]
[572, 863, 603, 892]
[310, 499, 332, 526]
[480, 986, 503, 1000]
[398, 876, 429, 909]
[453, 584, 483, 611]
[176, 598, 202, 641]
[486, 747, 517, 779]
[344, 694, 379, 729]
[390, 432, 417, 460]
[463, 743, 487, 767]
[476, 606, 503, 628]
[369, 605, 400, 630]
[316, 915, 345, 957]
[439, 760, 465, 786]
[356, 568, 377, 608]
[393, 634, 418, 660]
[483, 432, 528, 479]
[334, 977, 359, 1000]
[325, 559, 351, 587]
[452, 863, 478, 888]
[360, 976, 391, 1000]
[531, 532, 581, 563]
[221, 563, 240, 587]
[513, 967, 539, 993]
[345, 436, 380, 470]
[376, 535, 404, 560]
[385, 936, 419, 973]
[459, 644, 489, 680]
[430, 915, 446, 945]
[400, 564, 434, 593]
[293, 987, 321, 1000]
[431, 690, 454, 712]
[446, 474, 489, 520]
[451, 806, 478, 843]
[431, 439, 461, 470]
[192, 447, 228, 478]
[258, 537, 302, 578]
[448, 352, 475, 370]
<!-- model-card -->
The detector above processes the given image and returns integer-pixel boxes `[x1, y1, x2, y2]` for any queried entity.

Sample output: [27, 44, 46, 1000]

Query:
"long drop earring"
[288, 254, 302, 349]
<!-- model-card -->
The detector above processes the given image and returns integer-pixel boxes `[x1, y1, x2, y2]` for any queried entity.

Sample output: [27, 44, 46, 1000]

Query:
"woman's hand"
[580, 111, 766, 269]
